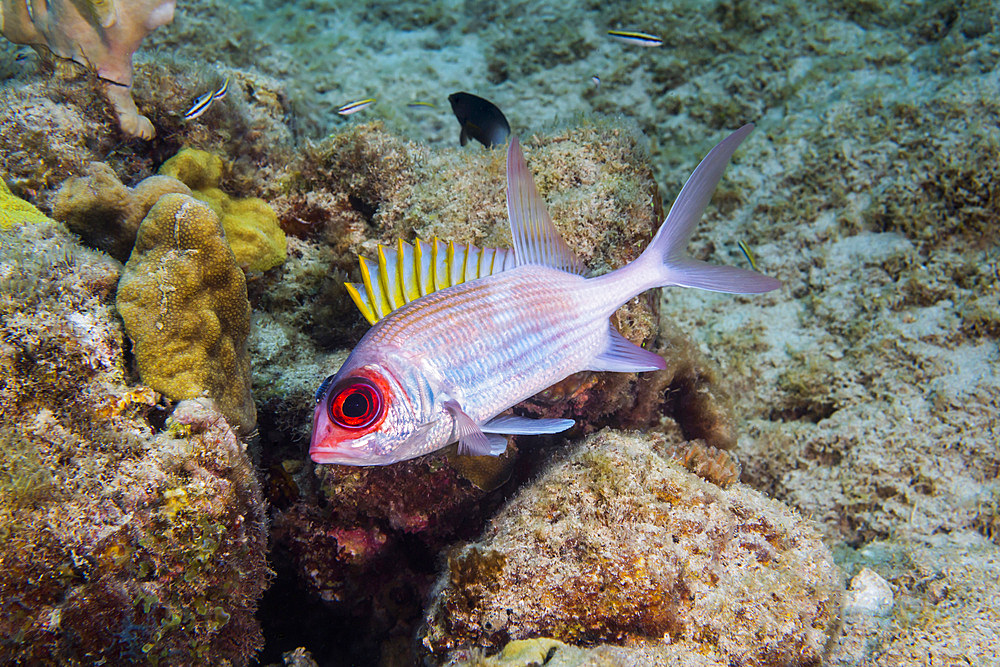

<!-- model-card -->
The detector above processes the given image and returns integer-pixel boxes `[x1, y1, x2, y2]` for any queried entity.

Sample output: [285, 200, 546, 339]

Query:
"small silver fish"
[591, 75, 601, 87]
[608, 30, 664, 47]
[310, 124, 780, 465]
[338, 98, 376, 115]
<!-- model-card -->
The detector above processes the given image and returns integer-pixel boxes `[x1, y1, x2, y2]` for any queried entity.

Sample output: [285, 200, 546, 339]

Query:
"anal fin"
[589, 327, 666, 373]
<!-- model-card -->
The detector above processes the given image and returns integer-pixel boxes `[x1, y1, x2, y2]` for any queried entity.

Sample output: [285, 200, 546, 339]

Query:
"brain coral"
[422, 429, 843, 665]
[159, 148, 287, 272]
[116, 193, 256, 434]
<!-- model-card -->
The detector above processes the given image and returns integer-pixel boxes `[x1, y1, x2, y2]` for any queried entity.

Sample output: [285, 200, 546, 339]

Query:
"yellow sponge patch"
[0, 179, 51, 230]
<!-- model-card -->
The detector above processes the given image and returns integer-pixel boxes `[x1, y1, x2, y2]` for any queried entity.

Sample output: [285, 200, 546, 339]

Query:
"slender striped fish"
[607, 30, 664, 47]
[310, 124, 780, 465]
[184, 76, 230, 120]
[184, 91, 215, 120]
[338, 98, 376, 115]
[738, 239, 759, 271]
[212, 76, 230, 100]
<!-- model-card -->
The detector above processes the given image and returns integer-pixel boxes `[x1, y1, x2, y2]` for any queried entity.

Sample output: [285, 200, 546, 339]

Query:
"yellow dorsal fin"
[346, 239, 516, 325]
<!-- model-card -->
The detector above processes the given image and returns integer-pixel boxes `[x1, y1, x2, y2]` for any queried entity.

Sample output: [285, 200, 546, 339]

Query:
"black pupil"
[342, 391, 370, 418]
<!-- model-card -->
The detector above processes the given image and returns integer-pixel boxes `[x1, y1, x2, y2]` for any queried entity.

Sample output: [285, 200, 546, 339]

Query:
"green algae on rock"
[422, 429, 843, 665]
[117, 193, 256, 434]
[0, 209, 267, 664]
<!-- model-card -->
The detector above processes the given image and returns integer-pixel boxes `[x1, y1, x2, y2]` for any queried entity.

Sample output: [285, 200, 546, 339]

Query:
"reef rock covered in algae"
[421, 429, 843, 665]
[0, 194, 268, 663]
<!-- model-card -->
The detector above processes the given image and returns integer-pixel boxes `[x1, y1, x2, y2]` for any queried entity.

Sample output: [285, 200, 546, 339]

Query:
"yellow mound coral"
[52, 162, 192, 261]
[159, 148, 287, 272]
[116, 193, 256, 434]
[0, 179, 50, 229]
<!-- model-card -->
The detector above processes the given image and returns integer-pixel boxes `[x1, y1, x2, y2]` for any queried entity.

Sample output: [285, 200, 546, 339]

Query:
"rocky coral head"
[116, 192, 257, 434]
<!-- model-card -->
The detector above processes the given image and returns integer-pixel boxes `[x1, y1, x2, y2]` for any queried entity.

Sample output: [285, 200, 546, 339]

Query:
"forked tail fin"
[628, 123, 782, 295]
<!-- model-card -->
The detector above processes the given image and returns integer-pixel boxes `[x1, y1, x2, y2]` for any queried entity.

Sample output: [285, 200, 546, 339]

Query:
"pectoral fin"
[444, 400, 508, 456]
[482, 415, 575, 435]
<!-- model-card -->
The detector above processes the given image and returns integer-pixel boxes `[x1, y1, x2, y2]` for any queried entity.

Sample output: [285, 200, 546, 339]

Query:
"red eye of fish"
[328, 379, 384, 429]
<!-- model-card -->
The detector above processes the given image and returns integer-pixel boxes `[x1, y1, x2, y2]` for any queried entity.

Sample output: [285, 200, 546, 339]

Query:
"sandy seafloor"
[2, 0, 999, 664]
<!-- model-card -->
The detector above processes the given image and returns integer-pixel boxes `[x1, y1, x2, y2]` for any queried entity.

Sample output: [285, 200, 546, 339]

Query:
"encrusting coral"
[0, 190, 268, 663]
[160, 148, 287, 272]
[0, 178, 49, 229]
[0, 0, 176, 138]
[422, 429, 844, 666]
[116, 193, 257, 434]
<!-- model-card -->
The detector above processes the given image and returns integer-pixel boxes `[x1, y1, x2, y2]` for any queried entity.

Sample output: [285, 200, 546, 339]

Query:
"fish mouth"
[309, 445, 371, 465]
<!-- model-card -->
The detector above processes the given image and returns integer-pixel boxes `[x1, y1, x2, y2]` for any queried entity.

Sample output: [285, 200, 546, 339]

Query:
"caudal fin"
[633, 123, 781, 294]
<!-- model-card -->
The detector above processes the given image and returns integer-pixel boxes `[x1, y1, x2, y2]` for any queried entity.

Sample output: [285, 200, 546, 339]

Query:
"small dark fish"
[448, 92, 510, 148]
[15, 51, 31, 62]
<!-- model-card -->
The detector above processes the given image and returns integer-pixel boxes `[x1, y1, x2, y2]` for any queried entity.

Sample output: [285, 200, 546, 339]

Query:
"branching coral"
[0, 0, 175, 138]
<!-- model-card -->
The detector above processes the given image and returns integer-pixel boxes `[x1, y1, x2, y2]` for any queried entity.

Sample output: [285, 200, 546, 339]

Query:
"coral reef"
[0, 0, 176, 138]
[116, 193, 256, 434]
[51, 161, 191, 261]
[160, 147, 287, 272]
[0, 196, 268, 663]
[422, 429, 843, 665]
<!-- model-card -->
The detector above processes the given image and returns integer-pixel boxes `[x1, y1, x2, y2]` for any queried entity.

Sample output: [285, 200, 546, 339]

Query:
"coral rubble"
[116, 193, 256, 434]
[422, 429, 843, 665]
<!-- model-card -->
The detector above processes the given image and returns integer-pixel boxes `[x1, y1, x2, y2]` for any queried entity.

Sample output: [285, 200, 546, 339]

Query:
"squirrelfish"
[310, 124, 780, 465]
